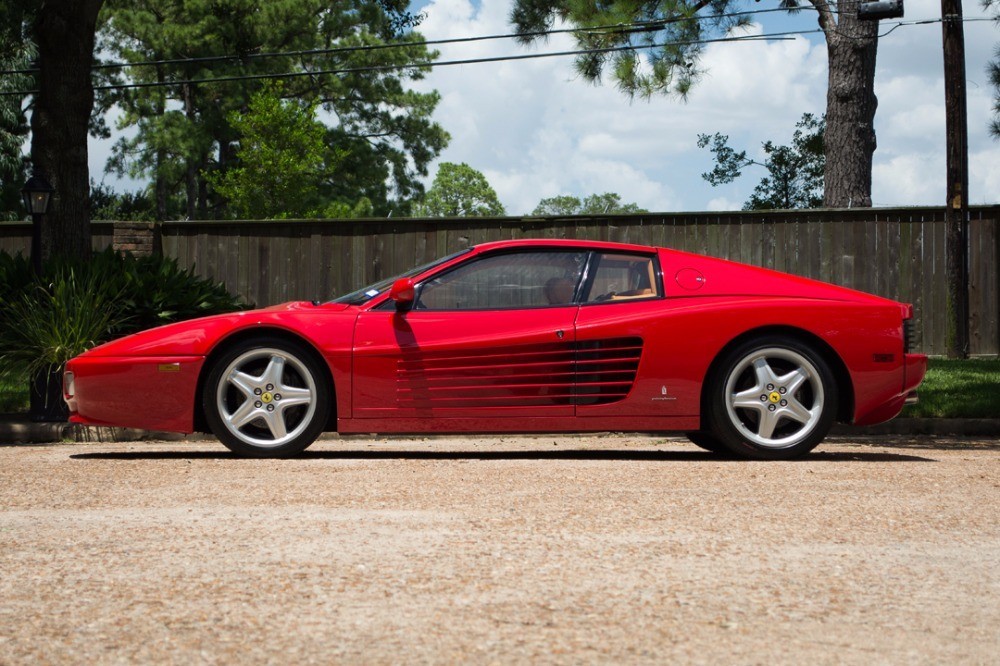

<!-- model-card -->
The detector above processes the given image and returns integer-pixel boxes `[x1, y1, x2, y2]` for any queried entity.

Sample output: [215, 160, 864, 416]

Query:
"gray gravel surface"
[1, 435, 998, 664]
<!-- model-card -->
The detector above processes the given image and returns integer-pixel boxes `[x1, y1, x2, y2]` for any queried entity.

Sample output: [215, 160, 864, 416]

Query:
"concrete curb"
[831, 418, 1000, 437]
[2, 414, 999, 445]
[0, 415, 185, 445]
[0, 419, 73, 445]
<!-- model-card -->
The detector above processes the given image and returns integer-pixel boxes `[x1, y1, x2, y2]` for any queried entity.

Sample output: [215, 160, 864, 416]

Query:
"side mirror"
[389, 277, 416, 311]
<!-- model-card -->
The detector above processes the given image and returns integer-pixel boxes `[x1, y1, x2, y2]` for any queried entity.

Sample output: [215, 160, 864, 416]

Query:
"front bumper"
[64, 355, 204, 433]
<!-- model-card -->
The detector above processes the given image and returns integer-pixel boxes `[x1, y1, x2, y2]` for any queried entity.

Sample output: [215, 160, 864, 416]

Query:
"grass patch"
[0, 374, 29, 413]
[902, 358, 1000, 419]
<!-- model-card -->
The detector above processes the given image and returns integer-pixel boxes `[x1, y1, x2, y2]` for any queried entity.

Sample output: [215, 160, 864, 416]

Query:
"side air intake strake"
[903, 318, 915, 354]
[395, 337, 643, 408]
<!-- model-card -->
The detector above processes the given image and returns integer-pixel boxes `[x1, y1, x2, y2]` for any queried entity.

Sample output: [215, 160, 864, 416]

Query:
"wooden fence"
[1, 206, 998, 356]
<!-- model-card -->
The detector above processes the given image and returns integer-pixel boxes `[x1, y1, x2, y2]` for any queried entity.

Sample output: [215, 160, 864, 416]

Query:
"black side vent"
[903, 319, 915, 354]
[572, 337, 643, 406]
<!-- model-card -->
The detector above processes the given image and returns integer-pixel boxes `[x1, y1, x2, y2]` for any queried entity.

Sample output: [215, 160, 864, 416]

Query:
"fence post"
[112, 221, 160, 256]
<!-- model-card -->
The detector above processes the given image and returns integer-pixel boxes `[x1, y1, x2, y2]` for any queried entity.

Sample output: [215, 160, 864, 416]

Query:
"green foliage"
[697, 113, 825, 210]
[988, 0, 1000, 138]
[511, 2, 877, 209]
[99, 0, 449, 218]
[90, 181, 157, 221]
[0, 251, 33, 299]
[0, 373, 27, 413]
[902, 358, 1000, 419]
[415, 163, 506, 217]
[532, 192, 647, 215]
[0, 262, 131, 378]
[510, 0, 750, 100]
[990, 50, 1000, 138]
[114, 252, 248, 330]
[0, 28, 32, 221]
[205, 86, 367, 219]
[0, 248, 247, 383]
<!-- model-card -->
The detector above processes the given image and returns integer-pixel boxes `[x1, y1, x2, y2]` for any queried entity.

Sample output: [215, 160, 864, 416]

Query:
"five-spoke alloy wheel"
[705, 336, 837, 460]
[203, 337, 330, 457]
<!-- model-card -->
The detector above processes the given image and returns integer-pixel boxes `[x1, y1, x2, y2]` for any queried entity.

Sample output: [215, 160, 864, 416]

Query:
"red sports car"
[64, 239, 926, 460]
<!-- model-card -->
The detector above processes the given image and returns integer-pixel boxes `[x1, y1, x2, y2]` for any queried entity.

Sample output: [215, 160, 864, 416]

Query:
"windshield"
[329, 249, 471, 305]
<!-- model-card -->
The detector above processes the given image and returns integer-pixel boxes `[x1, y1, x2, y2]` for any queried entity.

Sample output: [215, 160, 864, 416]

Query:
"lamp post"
[20, 168, 55, 275]
[20, 169, 64, 422]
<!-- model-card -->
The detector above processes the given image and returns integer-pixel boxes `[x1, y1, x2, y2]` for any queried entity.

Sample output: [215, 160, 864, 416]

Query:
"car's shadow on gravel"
[70, 449, 935, 463]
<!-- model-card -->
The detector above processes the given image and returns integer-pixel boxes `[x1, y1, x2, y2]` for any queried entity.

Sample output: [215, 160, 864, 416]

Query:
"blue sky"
[401, 0, 999, 213]
[88, 0, 1000, 214]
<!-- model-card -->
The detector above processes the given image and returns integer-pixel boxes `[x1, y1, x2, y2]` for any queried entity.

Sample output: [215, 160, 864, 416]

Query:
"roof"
[471, 238, 657, 254]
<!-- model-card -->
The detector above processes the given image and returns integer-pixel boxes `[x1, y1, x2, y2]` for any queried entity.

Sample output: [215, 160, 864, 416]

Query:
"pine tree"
[511, 0, 879, 208]
[99, 0, 449, 219]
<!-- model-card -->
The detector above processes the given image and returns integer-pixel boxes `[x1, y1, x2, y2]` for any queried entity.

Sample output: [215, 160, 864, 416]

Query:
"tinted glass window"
[332, 249, 470, 305]
[583, 253, 660, 303]
[417, 251, 587, 310]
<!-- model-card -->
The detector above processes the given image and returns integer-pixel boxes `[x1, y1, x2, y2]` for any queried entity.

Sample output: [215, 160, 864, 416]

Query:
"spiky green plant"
[0, 248, 247, 402]
[0, 264, 130, 380]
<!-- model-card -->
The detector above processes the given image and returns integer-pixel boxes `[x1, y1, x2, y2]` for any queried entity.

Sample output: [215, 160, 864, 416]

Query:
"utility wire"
[0, 5, 816, 77]
[878, 15, 993, 38]
[0, 14, 989, 97]
[1, 28, 816, 97]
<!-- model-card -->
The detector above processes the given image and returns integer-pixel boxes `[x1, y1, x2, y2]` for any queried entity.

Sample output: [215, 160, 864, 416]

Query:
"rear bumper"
[903, 353, 928, 395]
[854, 353, 928, 426]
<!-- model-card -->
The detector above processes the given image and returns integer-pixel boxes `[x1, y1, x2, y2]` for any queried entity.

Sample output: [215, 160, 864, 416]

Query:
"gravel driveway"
[1, 434, 998, 664]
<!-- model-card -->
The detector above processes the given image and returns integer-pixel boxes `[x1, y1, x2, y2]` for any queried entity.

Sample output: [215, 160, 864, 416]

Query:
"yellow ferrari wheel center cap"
[261, 392, 273, 403]
[768, 391, 781, 404]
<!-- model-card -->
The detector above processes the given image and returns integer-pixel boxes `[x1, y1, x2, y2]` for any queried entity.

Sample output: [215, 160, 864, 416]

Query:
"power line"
[0, 5, 813, 77]
[877, 14, 993, 38]
[0, 14, 988, 97]
[1, 28, 817, 97]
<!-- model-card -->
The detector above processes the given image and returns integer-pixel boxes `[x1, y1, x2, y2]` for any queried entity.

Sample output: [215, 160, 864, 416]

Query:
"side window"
[417, 251, 587, 310]
[583, 253, 660, 303]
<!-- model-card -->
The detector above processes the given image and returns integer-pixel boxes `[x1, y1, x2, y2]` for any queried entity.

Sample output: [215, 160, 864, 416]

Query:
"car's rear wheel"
[203, 337, 330, 457]
[705, 336, 837, 460]
[685, 431, 730, 454]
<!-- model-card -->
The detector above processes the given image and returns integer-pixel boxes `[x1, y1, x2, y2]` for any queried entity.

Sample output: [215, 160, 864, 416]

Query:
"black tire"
[685, 431, 731, 454]
[703, 335, 837, 460]
[202, 337, 331, 457]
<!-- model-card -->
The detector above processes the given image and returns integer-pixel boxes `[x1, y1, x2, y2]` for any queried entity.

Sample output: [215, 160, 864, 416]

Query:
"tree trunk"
[155, 172, 168, 221]
[822, 4, 878, 208]
[29, 0, 104, 260]
[183, 83, 198, 220]
[154, 65, 168, 221]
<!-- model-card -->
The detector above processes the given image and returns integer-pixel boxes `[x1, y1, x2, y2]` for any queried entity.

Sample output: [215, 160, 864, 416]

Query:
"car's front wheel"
[704, 336, 837, 460]
[203, 337, 330, 457]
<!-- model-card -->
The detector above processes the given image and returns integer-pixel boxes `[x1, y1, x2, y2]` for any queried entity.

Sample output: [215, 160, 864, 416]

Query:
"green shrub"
[1, 262, 130, 378]
[118, 251, 247, 333]
[0, 252, 33, 309]
[0, 249, 248, 387]
[0, 373, 28, 413]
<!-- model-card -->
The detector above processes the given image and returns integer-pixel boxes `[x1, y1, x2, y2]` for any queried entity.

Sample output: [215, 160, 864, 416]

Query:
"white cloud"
[872, 152, 941, 205]
[413, 0, 1000, 213]
[707, 196, 744, 212]
[87, 0, 1000, 211]
[970, 144, 1000, 205]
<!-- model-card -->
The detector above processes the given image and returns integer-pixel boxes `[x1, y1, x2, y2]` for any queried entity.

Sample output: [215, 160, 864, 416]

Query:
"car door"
[351, 249, 587, 421]
[570, 250, 694, 417]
